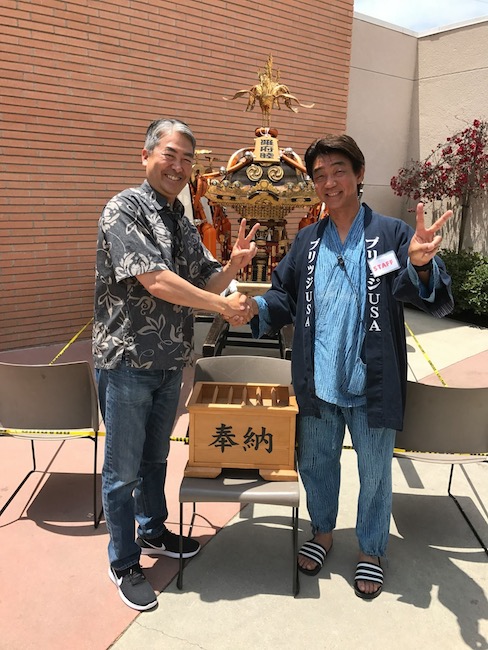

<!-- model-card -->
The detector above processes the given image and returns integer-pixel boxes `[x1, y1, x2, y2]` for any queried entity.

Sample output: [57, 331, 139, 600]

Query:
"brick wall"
[0, 0, 353, 351]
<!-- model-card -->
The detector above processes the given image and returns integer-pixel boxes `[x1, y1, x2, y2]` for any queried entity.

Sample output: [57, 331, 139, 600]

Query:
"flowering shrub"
[439, 248, 488, 321]
[391, 119, 488, 251]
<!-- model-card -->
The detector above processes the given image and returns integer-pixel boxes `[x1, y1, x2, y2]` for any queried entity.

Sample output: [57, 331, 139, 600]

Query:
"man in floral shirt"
[93, 118, 259, 610]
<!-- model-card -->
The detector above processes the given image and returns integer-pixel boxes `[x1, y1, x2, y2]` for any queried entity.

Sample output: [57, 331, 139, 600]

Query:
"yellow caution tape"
[1, 427, 101, 437]
[45, 318, 480, 456]
[404, 320, 448, 387]
[393, 446, 487, 456]
[49, 318, 93, 365]
[341, 443, 487, 456]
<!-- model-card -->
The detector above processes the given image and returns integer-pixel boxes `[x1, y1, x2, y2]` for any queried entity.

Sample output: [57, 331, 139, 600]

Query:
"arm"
[136, 268, 248, 319]
[227, 234, 301, 329]
[203, 217, 260, 295]
[392, 203, 454, 316]
[136, 217, 260, 319]
[407, 202, 452, 284]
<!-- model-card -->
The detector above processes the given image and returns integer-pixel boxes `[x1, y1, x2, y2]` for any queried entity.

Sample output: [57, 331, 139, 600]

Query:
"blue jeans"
[97, 365, 183, 570]
[297, 400, 395, 557]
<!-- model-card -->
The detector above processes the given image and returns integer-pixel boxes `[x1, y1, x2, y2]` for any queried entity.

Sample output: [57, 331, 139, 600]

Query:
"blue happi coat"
[257, 204, 454, 430]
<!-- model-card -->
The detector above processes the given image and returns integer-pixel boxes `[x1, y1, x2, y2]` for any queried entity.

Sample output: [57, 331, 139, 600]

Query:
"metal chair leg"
[177, 501, 184, 590]
[92, 434, 104, 529]
[292, 505, 300, 596]
[178, 498, 299, 596]
[0, 440, 37, 518]
[1, 437, 104, 526]
[188, 502, 197, 537]
[447, 464, 488, 556]
[177, 501, 198, 590]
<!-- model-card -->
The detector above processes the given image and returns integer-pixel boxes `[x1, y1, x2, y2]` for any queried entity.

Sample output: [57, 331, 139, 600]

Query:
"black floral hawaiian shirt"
[93, 180, 221, 370]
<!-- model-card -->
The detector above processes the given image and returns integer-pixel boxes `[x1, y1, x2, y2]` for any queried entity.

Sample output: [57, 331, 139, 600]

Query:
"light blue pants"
[97, 365, 183, 570]
[297, 399, 396, 557]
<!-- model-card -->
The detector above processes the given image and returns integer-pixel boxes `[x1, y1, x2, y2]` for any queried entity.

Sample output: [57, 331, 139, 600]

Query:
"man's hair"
[304, 134, 365, 178]
[144, 118, 196, 153]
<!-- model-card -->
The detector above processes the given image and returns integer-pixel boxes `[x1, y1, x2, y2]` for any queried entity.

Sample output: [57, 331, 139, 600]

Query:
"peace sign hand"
[228, 218, 261, 270]
[408, 202, 453, 267]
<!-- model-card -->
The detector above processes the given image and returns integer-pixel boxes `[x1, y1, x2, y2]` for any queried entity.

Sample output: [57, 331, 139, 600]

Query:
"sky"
[354, 0, 488, 32]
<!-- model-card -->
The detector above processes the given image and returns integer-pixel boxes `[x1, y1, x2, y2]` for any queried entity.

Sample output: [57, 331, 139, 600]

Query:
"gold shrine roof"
[204, 128, 318, 220]
[202, 56, 318, 220]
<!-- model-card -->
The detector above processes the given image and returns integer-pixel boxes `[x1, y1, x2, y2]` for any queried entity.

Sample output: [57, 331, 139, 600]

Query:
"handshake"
[220, 292, 258, 326]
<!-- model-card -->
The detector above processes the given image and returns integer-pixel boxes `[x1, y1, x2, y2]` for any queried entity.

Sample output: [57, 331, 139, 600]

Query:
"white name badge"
[368, 251, 400, 277]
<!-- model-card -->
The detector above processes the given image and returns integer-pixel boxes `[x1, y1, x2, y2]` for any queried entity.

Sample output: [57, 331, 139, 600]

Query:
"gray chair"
[0, 360, 102, 527]
[193, 353, 293, 385]
[394, 380, 488, 555]
[178, 355, 300, 595]
[201, 313, 294, 360]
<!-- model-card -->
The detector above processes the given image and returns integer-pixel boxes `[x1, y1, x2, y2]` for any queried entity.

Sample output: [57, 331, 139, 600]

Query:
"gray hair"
[144, 118, 196, 153]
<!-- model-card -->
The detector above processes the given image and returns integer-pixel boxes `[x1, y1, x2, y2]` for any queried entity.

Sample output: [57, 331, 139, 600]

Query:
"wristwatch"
[412, 260, 433, 272]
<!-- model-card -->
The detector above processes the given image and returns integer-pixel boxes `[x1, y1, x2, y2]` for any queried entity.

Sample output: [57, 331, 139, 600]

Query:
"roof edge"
[353, 10, 488, 38]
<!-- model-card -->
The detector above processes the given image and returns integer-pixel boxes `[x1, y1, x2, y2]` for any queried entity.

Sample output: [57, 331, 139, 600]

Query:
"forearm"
[248, 297, 260, 317]
[248, 296, 274, 339]
[137, 268, 230, 315]
[394, 260, 454, 315]
[204, 259, 241, 295]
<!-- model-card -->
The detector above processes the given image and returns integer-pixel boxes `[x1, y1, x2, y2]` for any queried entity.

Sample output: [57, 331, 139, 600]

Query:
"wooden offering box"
[185, 381, 298, 481]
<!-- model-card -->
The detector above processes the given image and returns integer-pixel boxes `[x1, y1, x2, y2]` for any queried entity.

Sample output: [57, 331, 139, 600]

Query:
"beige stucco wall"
[348, 15, 488, 252]
[418, 21, 488, 253]
[347, 15, 418, 220]
[418, 21, 488, 157]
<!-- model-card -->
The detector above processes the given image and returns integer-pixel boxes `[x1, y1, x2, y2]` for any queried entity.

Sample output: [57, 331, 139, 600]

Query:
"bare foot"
[355, 552, 381, 596]
[297, 532, 333, 573]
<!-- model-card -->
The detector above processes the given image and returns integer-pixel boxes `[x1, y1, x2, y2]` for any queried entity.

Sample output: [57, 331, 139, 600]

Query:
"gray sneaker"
[137, 528, 201, 559]
[109, 563, 157, 611]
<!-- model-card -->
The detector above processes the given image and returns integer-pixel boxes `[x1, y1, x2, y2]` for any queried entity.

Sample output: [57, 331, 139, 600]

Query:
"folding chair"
[201, 313, 294, 360]
[394, 380, 488, 555]
[178, 355, 300, 595]
[0, 360, 103, 527]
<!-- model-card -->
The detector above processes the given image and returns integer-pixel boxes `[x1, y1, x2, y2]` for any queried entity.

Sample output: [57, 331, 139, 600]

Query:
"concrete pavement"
[0, 307, 486, 650]
[110, 307, 488, 650]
